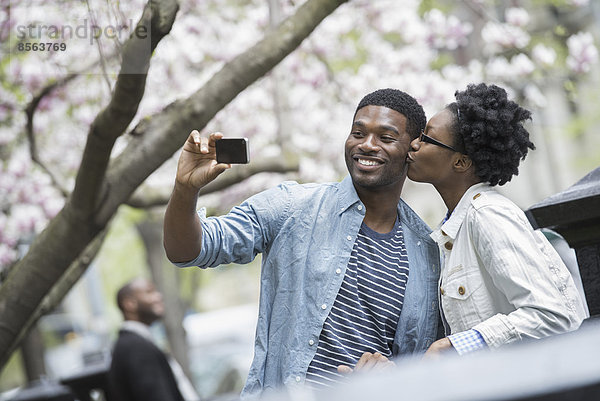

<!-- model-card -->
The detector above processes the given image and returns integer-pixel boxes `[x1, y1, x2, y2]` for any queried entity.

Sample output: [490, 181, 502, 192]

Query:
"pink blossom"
[0, 243, 18, 271]
[567, 0, 589, 6]
[425, 9, 472, 50]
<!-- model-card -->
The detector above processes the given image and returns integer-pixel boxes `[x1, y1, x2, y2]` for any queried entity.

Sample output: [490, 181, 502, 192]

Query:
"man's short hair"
[355, 88, 426, 139]
[116, 281, 136, 312]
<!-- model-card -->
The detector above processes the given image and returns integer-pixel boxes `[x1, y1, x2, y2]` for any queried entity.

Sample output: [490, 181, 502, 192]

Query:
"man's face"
[131, 280, 165, 325]
[345, 105, 412, 191]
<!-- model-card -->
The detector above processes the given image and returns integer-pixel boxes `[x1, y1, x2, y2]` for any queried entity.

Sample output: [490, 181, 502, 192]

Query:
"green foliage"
[430, 53, 454, 71]
[0, 350, 25, 391]
[96, 206, 148, 321]
[418, 0, 452, 17]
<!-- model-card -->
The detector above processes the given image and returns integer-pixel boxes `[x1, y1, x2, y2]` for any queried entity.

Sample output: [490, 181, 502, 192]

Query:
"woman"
[406, 83, 587, 356]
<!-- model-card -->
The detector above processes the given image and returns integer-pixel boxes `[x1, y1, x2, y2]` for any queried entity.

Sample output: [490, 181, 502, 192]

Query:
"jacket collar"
[121, 320, 154, 343]
[437, 182, 492, 240]
[337, 175, 361, 215]
[337, 175, 433, 239]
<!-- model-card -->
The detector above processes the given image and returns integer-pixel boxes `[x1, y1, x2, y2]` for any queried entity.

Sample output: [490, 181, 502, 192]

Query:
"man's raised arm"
[163, 131, 230, 263]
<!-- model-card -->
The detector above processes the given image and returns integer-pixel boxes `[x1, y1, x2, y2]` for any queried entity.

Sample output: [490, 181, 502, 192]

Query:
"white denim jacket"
[432, 183, 587, 348]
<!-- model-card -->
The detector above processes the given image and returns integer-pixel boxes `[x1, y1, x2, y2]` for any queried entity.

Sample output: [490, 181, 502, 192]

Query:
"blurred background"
[1, 0, 599, 399]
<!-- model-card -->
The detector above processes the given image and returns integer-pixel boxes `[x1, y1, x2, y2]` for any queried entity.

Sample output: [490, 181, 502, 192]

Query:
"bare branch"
[70, 0, 179, 215]
[24, 54, 120, 198]
[126, 156, 300, 209]
[24, 75, 77, 197]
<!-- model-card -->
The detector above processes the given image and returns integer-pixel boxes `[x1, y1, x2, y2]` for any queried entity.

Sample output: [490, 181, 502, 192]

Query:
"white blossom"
[567, 32, 599, 74]
[524, 84, 547, 108]
[481, 21, 530, 54]
[505, 8, 530, 27]
[532, 44, 557, 67]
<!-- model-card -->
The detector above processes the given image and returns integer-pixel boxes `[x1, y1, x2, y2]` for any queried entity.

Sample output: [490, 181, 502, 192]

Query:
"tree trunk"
[136, 212, 193, 383]
[20, 325, 46, 382]
[0, 0, 349, 372]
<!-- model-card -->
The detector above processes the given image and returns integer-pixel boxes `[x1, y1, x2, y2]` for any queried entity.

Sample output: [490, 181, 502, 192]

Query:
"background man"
[108, 278, 199, 401]
[163, 89, 440, 396]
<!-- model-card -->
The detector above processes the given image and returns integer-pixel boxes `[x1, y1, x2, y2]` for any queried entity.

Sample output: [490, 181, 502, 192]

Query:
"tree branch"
[25, 75, 77, 197]
[126, 155, 300, 209]
[70, 0, 179, 215]
[97, 0, 349, 225]
[10, 229, 108, 361]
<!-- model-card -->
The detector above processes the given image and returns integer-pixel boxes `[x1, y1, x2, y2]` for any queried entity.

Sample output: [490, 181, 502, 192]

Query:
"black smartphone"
[215, 138, 250, 164]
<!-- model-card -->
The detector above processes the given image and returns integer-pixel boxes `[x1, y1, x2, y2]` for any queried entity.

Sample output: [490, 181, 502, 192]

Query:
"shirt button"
[440, 287, 445, 295]
[417, 241, 421, 246]
[347, 235, 352, 241]
[309, 339, 315, 346]
[295, 376, 301, 382]
[444, 242, 453, 250]
[432, 264, 436, 272]
[336, 268, 342, 274]
[357, 205, 363, 211]
[321, 304, 327, 310]
[458, 286, 466, 295]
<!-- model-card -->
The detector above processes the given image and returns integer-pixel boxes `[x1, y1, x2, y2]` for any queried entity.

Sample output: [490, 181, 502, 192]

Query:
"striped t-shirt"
[305, 217, 409, 388]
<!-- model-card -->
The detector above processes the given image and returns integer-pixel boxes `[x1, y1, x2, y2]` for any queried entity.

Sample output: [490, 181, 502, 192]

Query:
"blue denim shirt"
[176, 176, 440, 397]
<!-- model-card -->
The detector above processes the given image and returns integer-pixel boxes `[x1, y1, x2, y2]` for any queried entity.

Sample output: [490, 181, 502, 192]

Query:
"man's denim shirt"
[176, 176, 440, 397]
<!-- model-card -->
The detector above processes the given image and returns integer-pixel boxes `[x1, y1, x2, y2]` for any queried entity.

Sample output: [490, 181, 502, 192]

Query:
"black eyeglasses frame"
[419, 132, 459, 152]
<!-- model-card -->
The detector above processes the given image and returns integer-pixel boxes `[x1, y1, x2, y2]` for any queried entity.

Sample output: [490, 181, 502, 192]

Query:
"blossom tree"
[0, 0, 597, 373]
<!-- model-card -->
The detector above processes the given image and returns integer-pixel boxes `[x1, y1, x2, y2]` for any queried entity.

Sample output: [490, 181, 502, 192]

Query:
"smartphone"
[215, 138, 250, 164]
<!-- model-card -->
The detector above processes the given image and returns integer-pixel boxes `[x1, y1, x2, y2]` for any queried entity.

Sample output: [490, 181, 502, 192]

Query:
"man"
[108, 278, 200, 401]
[164, 89, 440, 396]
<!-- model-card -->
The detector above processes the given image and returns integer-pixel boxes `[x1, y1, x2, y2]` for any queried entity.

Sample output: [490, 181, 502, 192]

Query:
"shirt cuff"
[448, 329, 487, 355]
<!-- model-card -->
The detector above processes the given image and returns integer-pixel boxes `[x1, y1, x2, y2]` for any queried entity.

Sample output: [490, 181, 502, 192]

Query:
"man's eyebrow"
[352, 120, 400, 135]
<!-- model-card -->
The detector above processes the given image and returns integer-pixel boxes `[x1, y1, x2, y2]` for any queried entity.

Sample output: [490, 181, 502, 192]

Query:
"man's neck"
[355, 184, 402, 234]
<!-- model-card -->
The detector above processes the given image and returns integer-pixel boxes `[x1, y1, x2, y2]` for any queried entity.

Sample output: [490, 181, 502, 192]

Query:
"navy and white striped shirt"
[305, 217, 409, 388]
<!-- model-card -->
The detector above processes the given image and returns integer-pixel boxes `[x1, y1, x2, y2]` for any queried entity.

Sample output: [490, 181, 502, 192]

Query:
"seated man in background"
[108, 278, 200, 401]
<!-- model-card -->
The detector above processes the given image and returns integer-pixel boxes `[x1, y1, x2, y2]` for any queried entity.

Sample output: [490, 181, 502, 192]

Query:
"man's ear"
[453, 154, 473, 172]
[122, 297, 137, 313]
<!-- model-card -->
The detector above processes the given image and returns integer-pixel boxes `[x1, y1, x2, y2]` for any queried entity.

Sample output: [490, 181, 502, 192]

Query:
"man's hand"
[337, 352, 395, 375]
[423, 337, 455, 359]
[176, 130, 231, 191]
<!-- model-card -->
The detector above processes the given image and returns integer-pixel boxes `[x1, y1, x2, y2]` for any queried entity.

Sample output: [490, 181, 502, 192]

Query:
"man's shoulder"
[114, 330, 155, 352]
[397, 198, 434, 240]
[253, 180, 341, 204]
[274, 180, 339, 193]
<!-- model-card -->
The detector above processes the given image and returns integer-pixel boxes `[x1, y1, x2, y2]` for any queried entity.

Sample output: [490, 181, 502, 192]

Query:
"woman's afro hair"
[451, 83, 535, 186]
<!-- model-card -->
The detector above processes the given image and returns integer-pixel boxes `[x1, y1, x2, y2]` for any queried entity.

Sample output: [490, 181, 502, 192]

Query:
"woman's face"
[406, 108, 459, 185]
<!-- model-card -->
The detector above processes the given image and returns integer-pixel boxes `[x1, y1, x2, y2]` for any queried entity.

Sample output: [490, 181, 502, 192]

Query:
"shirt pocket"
[442, 268, 483, 300]
[441, 267, 487, 331]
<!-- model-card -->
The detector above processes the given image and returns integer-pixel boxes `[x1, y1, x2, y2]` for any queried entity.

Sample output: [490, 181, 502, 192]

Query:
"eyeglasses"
[419, 132, 459, 152]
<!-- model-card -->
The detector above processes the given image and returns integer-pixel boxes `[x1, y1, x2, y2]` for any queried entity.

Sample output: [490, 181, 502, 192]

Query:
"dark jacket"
[108, 330, 184, 401]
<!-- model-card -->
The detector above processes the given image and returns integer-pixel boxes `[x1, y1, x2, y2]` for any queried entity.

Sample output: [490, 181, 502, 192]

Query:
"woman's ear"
[453, 153, 473, 172]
